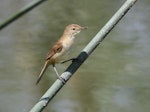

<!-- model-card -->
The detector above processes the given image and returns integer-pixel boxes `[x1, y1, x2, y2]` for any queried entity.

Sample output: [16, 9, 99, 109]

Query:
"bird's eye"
[72, 28, 76, 30]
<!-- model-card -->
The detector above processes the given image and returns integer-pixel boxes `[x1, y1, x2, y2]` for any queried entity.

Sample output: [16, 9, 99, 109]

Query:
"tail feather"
[36, 61, 49, 85]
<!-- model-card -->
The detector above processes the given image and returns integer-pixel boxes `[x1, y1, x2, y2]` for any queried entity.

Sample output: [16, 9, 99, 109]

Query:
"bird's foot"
[57, 75, 66, 84]
[61, 58, 77, 64]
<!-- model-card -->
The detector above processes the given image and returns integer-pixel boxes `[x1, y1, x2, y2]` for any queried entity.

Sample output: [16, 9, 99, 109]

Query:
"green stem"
[0, 0, 47, 30]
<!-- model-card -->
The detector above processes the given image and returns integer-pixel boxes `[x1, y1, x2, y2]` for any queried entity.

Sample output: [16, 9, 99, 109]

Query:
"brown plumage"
[36, 24, 87, 84]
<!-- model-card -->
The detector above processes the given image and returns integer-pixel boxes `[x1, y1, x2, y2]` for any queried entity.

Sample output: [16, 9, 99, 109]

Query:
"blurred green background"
[0, 0, 150, 112]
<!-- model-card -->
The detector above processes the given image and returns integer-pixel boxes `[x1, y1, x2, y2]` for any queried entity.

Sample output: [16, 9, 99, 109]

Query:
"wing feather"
[46, 42, 63, 60]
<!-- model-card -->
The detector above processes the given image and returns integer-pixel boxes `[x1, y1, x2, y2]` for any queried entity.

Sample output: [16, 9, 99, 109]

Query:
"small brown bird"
[36, 24, 87, 84]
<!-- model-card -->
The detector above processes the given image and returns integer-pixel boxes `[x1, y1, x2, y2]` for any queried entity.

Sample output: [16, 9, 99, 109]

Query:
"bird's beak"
[81, 26, 88, 30]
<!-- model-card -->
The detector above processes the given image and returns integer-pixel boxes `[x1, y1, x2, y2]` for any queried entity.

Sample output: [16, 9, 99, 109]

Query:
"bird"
[36, 24, 87, 84]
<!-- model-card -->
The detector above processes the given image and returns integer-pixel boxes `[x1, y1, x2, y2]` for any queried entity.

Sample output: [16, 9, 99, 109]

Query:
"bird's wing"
[46, 42, 63, 60]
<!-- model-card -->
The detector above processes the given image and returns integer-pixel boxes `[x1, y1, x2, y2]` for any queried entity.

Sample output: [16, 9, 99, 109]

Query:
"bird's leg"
[52, 64, 66, 84]
[61, 58, 78, 64]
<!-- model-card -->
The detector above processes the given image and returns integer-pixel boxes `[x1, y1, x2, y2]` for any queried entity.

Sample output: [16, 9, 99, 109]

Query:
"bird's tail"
[36, 61, 49, 85]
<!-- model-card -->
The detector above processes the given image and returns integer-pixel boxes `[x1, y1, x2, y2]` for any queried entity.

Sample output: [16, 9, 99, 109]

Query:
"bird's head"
[64, 24, 87, 36]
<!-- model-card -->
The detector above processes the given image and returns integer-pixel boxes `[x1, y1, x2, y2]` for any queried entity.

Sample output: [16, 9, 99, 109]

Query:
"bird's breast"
[62, 39, 74, 51]
[51, 37, 74, 62]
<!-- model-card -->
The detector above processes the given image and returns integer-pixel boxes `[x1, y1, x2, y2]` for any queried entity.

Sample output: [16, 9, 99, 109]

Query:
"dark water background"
[0, 0, 150, 112]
